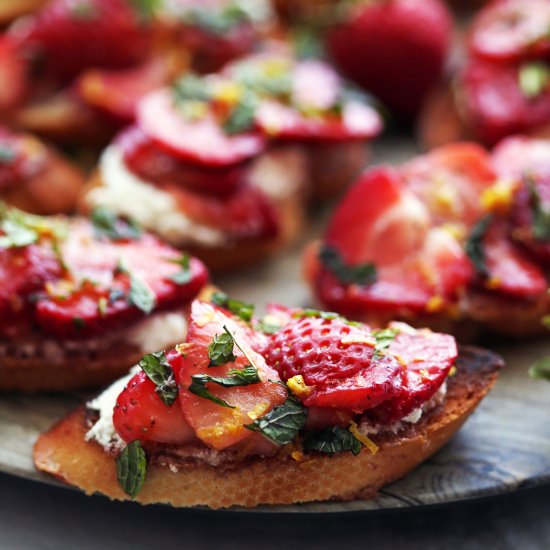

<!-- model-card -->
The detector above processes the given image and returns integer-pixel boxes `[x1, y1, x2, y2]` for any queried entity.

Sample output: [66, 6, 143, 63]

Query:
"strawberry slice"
[368, 323, 457, 424]
[137, 89, 266, 168]
[492, 137, 550, 264]
[35, 220, 208, 337]
[477, 217, 547, 298]
[255, 100, 382, 142]
[458, 59, 550, 146]
[254, 59, 382, 141]
[117, 125, 248, 197]
[401, 143, 497, 228]
[76, 56, 182, 124]
[173, 301, 286, 451]
[0, 243, 62, 336]
[468, 0, 550, 63]
[264, 314, 403, 411]
[0, 35, 28, 111]
[11, 0, 151, 82]
[164, 181, 279, 242]
[113, 356, 196, 445]
[315, 168, 472, 315]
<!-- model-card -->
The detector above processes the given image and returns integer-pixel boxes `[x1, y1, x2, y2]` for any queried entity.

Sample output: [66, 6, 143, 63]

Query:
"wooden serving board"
[1, 139, 550, 513]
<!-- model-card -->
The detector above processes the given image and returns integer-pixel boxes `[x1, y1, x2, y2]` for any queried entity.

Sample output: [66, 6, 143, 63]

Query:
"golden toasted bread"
[33, 346, 501, 509]
[0, 0, 47, 26]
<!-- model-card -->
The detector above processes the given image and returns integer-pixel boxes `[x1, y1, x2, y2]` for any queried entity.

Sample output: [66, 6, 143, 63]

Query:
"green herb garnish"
[208, 331, 237, 367]
[223, 92, 257, 135]
[465, 215, 492, 277]
[139, 351, 178, 406]
[211, 292, 254, 322]
[72, 317, 86, 332]
[293, 309, 341, 320]
[116, 441, 147, 499]
[527, 177, 550, 241]
[303, 426, 362, 456]
[319, 245, 377, 286]
[168, 254, 192, 285]
[245, 397, 307, 445]
[519, 62, 550, 99]
[188, 366, 261, 409]
[91, 207, 141, 241]
[115, 259, 157, 314]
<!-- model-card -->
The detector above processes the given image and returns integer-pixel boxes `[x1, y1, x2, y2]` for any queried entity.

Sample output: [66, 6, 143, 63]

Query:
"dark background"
[1, 472, 549, 549]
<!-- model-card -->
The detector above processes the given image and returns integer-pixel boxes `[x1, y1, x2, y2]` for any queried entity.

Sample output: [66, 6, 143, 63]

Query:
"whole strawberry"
[327, 0, 452, 117]
[10, 0, 152, 82]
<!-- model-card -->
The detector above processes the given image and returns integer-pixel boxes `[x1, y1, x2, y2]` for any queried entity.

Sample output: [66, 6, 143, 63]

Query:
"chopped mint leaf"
[319, 245, 377, 286]
[211, 292, 254, 322]
[168, 254, 192, 285]
[139, 351, 178, 406]
[527, 176, 550, 241]
[91, 207, 141, 241]
[519, 62, 550, 99]
[116, 441, 147, 499]
[465, 215, 492, 277]
[207, 331, 236, 367]
[372, 327, 399, 359]
[303, 426, 362, 456]
[223, 92, 257, 135]
[245, 397, 307, 445]
[115, 259, 157, 314]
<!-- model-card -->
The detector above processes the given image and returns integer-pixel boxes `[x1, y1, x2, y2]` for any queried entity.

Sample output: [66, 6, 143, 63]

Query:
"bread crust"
[33, 346, 501, 509]
[81, 171, 305, 273]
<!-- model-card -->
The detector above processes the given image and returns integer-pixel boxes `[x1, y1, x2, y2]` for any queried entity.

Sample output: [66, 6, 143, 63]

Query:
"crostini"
[0, 125, 84, 214]
[419, 0, 550, 149]
[305, 138, 550, 339]
[34, 297, 501, 508]
[0, 205, 208, 391]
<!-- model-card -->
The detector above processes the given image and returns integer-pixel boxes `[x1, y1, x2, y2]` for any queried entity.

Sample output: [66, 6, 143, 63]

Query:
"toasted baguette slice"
[0, 0, 47, 25]
[34, 346, 501, 509]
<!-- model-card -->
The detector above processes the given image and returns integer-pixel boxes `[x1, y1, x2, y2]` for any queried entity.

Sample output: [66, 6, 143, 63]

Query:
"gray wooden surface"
[0, 138, 549, 516]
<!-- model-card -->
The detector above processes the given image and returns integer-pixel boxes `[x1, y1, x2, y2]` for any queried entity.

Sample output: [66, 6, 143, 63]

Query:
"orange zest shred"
[349, 421, 379, 455]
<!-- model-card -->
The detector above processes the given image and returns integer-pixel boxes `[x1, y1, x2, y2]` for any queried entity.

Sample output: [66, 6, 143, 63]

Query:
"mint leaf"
[208, 331, 237, 367]
[529, 357, 550, 381]
[528, 177, 550, 241]
[188, 366, 261, 409]
[465, 215, 492, 277]
[319, 245, 377, 286]
[116, 441, 147, 499]
[211, 291, 254, 322]
[519, 62, 550, 99]
[168, 254, 192, 285]
[139, 351, 178, 406]
[91, 207, 141, 241]
[293, 309, 340, 320]
[245, 397, 307, 445]
[303, 426, 362, 456]
[115, 259, 157, 314]
[173, 74, 211, 103]
[223, 92, 257, 135]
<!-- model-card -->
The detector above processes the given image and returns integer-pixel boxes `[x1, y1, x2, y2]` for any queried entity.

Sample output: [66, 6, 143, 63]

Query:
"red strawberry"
[11, 0, 152, 82]
[327, 0, 452, 117]
[117, 125, 248, 197]
[492, 137, 550, 264]
[173, 301, 286, 451]
[468, 0, 550, 63]
[368, 324, 457, 424]
[0, 243, 62, 336]
[478, 217, 547, 298]
[458, 59, 550, 146]
[113, 352, 196, 445]
[310, 168, 472, 316]
[35, 219, 209, 338]
[0, 35, 28, 111]
[137, 89, 266, 168]
[264, 315, 403, 411]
